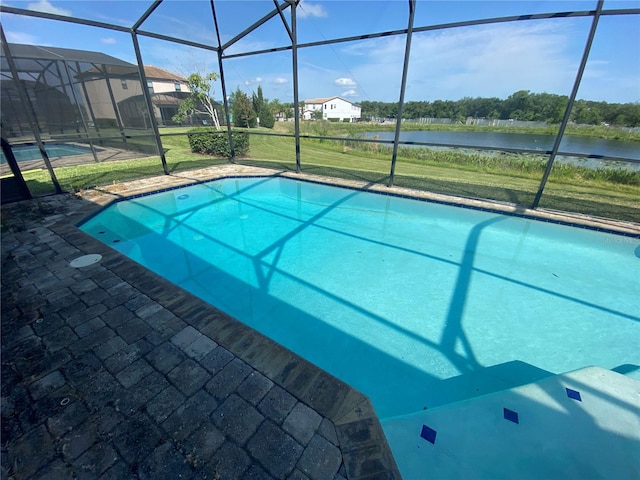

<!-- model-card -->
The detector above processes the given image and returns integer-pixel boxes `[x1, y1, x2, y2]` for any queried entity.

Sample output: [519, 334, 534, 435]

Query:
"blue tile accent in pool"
[566, 388, 582, 401]
[503, 408, 519, 424]
[420, 424, 437, 444]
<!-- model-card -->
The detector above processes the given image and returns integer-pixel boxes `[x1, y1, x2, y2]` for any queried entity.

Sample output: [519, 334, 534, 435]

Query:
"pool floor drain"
[69, 254, 102, 268]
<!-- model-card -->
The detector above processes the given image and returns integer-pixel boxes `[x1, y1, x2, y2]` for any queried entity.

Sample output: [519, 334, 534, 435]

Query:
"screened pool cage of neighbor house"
[0, 0, 638, 224]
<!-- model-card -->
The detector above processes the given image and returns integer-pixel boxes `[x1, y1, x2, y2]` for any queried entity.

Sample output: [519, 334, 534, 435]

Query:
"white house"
[303, 97, 361, 122]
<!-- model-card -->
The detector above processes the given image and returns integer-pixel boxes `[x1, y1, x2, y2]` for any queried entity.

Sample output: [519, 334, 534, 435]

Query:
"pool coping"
[77, 164, 640, 237]
[61, 164, 638, 479]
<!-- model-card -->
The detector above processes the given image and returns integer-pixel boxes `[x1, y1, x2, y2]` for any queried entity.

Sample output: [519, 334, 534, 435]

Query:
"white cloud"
[274, 77, 288, 84]
[340, 22, 581, 101]
[3, 30, 38, 44]
[335, 77, 356, 87]
[26, 0, 71, 16]
[244, 77, 263, 86]
[342, 89, 358, 97]
[298, 1, 327, 18]
[100, 37, 117, 45]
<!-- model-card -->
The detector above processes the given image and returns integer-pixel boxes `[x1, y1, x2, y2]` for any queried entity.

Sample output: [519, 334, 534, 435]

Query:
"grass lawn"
[15, 125, 640, 224]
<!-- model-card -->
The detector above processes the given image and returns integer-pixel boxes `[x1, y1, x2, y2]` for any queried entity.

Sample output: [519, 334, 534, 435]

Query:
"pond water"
[364, 131, 640, 169]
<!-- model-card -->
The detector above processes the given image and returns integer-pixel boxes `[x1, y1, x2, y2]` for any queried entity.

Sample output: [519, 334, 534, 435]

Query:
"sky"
[2, 0, 639, 104]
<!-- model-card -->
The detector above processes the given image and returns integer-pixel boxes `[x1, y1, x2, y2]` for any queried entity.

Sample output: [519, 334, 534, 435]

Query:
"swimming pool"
[0, 143, 94, 163]
[80, 176, 639, 448]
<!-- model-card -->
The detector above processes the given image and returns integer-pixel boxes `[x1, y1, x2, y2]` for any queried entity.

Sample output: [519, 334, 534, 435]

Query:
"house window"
[121, 79, 128, 89]
[324, 104, 327, 109]
[147, 80, 154, 93]
[174, 82, 181, 92]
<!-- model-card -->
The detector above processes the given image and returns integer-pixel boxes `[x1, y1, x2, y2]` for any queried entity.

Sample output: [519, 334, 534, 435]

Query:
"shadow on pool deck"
[1, 165, 402, 479]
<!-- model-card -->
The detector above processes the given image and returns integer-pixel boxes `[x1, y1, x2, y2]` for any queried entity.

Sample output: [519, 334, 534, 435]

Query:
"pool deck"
[2, 164, 639, 479]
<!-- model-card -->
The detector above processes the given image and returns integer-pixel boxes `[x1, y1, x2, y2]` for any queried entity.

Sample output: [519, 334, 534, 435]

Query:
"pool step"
[382, 366, 640, 479]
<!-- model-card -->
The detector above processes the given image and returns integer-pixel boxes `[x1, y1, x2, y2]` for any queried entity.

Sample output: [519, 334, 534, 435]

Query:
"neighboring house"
[79, 63, 192, 127]
[1, 43, 194, 134]
[142, 66, 194, 126]
[302, 97, 361, 122]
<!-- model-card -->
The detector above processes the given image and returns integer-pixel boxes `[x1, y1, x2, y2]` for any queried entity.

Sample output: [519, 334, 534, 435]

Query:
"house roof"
[304, 96, 360, 107]
[304, 97, 338, 105]
[144, 66, 187, 82]
[73, 65, 187, 83]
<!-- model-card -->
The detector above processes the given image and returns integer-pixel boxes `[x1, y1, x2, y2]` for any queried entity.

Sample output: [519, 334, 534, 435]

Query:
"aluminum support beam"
[388, 0, 416, 187]
[211, 0, 235, 162]
[0, 5, 129, 32]
[531, 0, 604, 209]
[222, 8, 640, 60]
[75, 61, 102, 139]
[289, 0, 301, 172]
[132, 0, 162, 31]
[0, 25, 62, 193]
[131, 30, 169, 175]
[1, 137, 32, 200]
[59, 60, 100, 162]
[273, 0, 293, 42]
[222, 2, 290, 51]
[0, 5, 218, 52]
[99, 65, 128, 146]
[135, 30, 219, 52]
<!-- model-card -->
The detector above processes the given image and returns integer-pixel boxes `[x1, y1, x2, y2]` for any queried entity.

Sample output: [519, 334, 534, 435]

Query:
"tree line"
[176, 75, 639, 128]
[361, 90, 640, 127]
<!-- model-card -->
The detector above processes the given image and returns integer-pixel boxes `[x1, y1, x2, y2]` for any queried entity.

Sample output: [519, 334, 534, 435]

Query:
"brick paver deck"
[6, 164, 636, 479]
[1, 166, 401, 479]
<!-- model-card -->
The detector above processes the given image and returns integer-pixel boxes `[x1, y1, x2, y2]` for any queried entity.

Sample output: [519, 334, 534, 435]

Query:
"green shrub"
[187, 128, 250, 157]
[342, 118, 351, 123]
[328, 118, 340, 122]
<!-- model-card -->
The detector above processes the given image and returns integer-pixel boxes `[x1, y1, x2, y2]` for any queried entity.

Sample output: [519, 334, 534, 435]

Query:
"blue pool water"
[80, 177, 640, 421]
[0, 143, 94, 163]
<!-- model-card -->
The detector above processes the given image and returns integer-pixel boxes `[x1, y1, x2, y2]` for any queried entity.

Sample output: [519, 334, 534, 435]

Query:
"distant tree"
[277, 101, 298, 119]
[270, 98, 286, 120]
[312, 109, 323, 121]
[328, 92, 640, 127]
[172, 72, 221, 129]
[251, 86, 274, 128]
[231, 88, 256, 128]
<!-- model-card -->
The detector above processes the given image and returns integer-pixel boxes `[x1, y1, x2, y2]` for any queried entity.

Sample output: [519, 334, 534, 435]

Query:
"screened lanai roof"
[1, 43, 188, 84]
[2, 43, 133, 66]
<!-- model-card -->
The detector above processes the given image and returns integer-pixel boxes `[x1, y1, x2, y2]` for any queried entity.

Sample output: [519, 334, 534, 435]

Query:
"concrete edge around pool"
[77, 164, 640, 236]
[58, 168, 404, 478]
